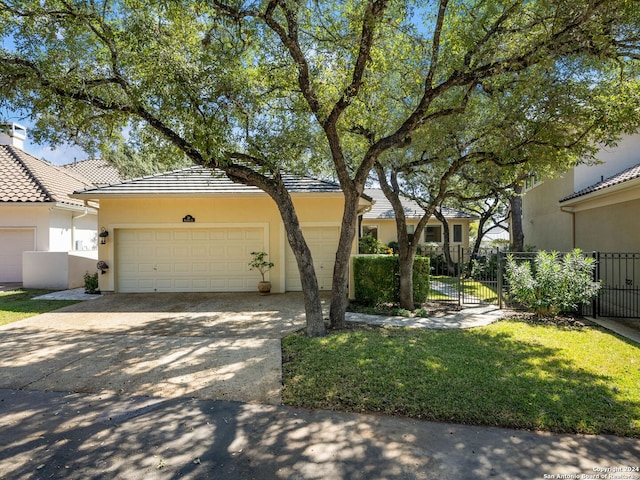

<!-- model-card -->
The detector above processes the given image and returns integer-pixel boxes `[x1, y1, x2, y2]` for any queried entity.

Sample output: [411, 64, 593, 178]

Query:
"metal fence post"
[498, 250, 503, 309]
[457, 244, 462, 305]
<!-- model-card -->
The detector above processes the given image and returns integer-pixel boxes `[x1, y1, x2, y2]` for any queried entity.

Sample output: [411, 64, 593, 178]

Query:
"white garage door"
[285, 226, 339, 291]
[116, 227, 265, 293]
[0, 228, 35, 282]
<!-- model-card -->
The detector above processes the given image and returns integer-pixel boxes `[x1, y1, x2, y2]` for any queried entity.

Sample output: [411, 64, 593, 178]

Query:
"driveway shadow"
[0, 293, 325, 404]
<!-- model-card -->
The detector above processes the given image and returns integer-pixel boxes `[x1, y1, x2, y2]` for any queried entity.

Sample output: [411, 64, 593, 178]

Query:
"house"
[72, 166, 370, 294]
[0, 123, 98, 288]
[361, 188, 477, 250]
[63, 158, 124, 186]
[522, 134, 640, 252]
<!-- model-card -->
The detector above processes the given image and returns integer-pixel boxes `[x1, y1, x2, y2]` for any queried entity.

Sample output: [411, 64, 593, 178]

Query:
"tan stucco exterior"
[522, 172, 575, 251]
[94, 193, 349, 293]
[361, 217, 473, 249]
[522, 135, 640, 252]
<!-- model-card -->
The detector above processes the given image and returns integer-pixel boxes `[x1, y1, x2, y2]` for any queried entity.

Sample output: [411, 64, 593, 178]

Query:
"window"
[407, 224, 415, 244]
[425, 225, 442, 243]
[453, 224, 462, 243]
[362, 225, 378, 240]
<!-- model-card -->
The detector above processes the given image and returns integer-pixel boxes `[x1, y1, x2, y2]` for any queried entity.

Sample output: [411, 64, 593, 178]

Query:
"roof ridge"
[5, 146, 54, 202]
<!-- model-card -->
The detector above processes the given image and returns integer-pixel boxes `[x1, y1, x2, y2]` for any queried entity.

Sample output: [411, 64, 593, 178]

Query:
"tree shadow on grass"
[282, 323, 640, 438]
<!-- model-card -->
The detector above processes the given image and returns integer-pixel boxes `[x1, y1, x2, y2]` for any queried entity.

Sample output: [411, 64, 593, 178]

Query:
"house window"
[425, 225, 442, 243]
[362, 225, 378, 240]
[453, 224, 462, 243]
[407, 224, 415, 244]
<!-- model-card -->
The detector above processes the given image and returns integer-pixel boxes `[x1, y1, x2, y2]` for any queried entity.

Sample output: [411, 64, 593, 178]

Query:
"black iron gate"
[589, 252, 640, 318]
[421, 247, 640, 318]
[420, 246, 500, 305]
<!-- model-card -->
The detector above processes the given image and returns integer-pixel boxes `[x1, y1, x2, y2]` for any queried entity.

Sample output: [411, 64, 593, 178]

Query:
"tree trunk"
[397, 241, 415, 310]
[329, 190, 360, 329]
[434, 209, 455, 276]
[226, 166, 325, 337]
[273, 187, 326, 337]
[510, 184, 525, 252]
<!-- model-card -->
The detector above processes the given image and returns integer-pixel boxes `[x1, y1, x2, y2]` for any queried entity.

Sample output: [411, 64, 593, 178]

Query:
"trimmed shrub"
[505, 249, 600, 315]
[353, 256, 430, 306]
[84, 271, 99, 294]
[359, 235, 388, 254]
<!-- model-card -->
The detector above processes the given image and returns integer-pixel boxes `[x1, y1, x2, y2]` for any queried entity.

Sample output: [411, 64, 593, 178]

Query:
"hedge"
[353, 255, 430, 306]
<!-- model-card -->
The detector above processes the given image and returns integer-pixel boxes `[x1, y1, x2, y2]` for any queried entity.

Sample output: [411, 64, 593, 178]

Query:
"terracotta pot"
[258, 281, 271, 295]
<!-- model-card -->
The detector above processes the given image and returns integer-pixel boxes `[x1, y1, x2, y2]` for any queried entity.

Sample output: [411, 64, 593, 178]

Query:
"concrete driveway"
[0, 292, 315, 404]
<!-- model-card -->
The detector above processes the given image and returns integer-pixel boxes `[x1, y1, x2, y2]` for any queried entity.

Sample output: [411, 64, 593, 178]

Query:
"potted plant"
[248, 251, 275, 295]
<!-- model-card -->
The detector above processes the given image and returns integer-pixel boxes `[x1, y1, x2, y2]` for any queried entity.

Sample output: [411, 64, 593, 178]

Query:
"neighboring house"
[72, 166, 371, 294]
[0, 123, 98, 288]
[361, 188, 477, 250]
[63, 158, 124, 186]
[522, 134, 640, 252]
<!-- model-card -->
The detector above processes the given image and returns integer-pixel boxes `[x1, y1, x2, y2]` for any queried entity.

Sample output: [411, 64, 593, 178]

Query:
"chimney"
[0, 123, 27, 150]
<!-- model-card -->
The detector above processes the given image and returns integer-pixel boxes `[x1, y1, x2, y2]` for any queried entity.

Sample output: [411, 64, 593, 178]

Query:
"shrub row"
[353, 255, 430, 305]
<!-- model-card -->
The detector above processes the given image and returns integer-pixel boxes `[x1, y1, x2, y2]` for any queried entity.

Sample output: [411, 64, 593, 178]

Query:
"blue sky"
[1, 110, 91, 165]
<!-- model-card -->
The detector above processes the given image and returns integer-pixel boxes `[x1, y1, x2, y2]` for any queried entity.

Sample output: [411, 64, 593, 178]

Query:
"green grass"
[282, 320, 640, 437]
[0, 289, 79, 326]
[431, 275, 498, 303]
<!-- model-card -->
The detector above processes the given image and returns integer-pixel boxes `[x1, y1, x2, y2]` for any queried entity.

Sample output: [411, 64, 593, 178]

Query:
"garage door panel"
[285, 227, 339, 292]
[0, 228, 35, 282]
[116, 227, 264, 293]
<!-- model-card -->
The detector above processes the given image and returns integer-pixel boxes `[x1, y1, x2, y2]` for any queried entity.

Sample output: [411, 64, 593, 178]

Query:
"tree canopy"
[2, 0, 639, 332]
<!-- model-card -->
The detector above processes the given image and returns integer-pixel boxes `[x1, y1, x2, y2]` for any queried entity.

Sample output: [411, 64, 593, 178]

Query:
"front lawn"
[0, 289, 79, 326]
[282, 319, 640, 437]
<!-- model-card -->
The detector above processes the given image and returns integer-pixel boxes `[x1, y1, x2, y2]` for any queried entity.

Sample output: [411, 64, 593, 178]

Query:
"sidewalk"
[1, 388, 638, 480]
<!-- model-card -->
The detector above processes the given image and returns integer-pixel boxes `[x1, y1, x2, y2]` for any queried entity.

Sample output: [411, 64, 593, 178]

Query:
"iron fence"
[419, 246, 501, 305]
[418, 247, 640, 319]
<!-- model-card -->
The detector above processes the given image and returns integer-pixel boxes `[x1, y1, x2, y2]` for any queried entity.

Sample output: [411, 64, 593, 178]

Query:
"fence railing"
[420, 247, 640, 319]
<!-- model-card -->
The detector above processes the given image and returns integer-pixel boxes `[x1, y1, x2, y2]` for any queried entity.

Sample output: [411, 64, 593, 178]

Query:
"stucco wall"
[574, 135, 640, 191]
[361, 218, 472, 249]
[23, 250, 98, 289]
[522, 172, 575, 251]
[0, 205, 51, 251]
[95, 194, 347, 293]
[574, 197, 640, 252]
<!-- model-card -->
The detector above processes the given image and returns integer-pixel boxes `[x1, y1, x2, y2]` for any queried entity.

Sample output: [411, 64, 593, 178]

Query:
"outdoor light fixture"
[99, 227, 109, 245]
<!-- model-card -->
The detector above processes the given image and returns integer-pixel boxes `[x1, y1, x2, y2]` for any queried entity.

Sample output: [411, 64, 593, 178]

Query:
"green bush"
[84, 271, 99, 294]
[505, 249, 600, 315]
[359, 235, 388, 254]
[353, 256, 430, 306]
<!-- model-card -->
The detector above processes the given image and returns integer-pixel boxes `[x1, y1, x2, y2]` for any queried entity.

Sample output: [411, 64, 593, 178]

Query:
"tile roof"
[73, 166, 344, 196]
[0, 145, 93, 206]
[363, 188, 477, 220]
[63, 158, 124, 185]
[560, 162, 640, 203]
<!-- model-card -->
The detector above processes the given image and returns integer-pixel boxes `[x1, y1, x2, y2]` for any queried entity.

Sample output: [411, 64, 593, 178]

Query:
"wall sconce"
[99, 227, 109, 245]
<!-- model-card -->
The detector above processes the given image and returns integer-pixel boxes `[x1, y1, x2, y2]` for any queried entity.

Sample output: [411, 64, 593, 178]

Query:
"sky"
[1, 110, 92, 165]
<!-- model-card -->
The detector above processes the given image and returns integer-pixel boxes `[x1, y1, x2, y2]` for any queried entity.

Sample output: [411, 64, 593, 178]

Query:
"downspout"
[71, 206, 90, 251]
[560, 206, 575, 249]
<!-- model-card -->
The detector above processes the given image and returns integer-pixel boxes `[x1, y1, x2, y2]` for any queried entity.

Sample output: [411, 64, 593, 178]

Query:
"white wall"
[574, 135, 640, 191]
[23, 250, 98, 289]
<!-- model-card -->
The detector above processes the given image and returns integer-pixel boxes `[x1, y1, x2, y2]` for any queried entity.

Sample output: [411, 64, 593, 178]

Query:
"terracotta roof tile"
[0, 145, 93, 206]
[63, 158, 124, 185]
[560, 162, 640, 202]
